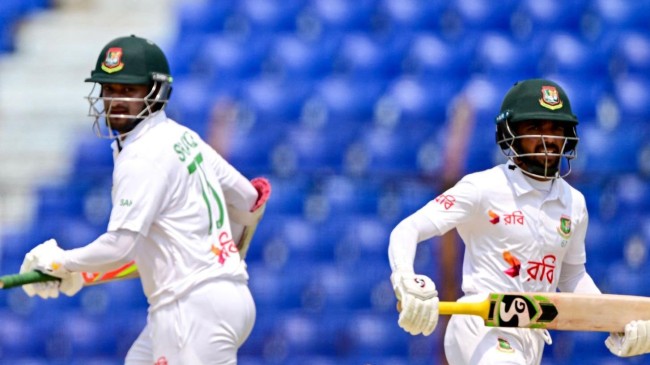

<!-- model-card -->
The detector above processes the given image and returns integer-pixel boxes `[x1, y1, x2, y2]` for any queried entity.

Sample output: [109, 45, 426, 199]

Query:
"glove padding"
[391, 271, 439, 336]
[606, 320, 650, 357]
[20, 239, 83, 299]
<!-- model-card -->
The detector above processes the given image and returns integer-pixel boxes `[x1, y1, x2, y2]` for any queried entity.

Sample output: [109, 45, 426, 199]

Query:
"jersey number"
[187, 152, 225, 234]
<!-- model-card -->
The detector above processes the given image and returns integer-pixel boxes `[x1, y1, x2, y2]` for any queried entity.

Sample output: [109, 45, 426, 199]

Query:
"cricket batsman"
[18, 35, 267, 364]
[388, 79, 650, 364]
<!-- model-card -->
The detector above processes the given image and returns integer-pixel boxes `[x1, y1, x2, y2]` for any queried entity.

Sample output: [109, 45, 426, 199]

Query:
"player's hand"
[20, 239, 83, 299]
[606, 320, 650, 357]
[391, 270, 439, 336]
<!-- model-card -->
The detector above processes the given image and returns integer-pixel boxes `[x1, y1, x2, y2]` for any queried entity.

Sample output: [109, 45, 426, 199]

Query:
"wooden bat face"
[437, 292, 650, 332]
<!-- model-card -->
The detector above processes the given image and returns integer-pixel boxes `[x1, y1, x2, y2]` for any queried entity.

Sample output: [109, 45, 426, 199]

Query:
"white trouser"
[444, 296, 548, 365]
[125, 279, 256, 365]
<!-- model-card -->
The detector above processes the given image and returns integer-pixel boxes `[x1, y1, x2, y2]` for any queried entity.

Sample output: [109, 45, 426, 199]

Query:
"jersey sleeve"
[202, 144, 257, 244]
[563, 202, 588, 265]
[204, 145, 257, 212]
[419, 178, 481, 235]
[107, 157, 167, 236]
[388, 178, 480, 272]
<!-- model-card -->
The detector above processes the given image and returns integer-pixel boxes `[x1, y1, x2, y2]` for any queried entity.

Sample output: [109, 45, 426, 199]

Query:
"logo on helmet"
[539, 85, 563, 110]
[101, 47, 125, 73]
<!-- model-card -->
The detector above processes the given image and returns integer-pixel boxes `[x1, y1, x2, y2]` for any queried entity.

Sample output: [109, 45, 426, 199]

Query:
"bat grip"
[0, 271, 60, 289]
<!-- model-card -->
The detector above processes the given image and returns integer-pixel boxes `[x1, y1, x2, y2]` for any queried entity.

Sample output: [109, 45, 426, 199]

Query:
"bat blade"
[0, 261, 139, 289]
[440, 292, 650, 332]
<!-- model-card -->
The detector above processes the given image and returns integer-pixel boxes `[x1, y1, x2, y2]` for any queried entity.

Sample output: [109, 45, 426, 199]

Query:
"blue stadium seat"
[237, 0, 304, 33]
[447, 0, 519, 32]
[379, 75, 462, 126]
[70, 137, 114, 183]
[227, 118, 288, 172]
[343, 311, 410, 357]
[273, 215, 334, 261]
[472, 31, 541, 79]
[576, 123, 645, 175]
[0, 0, 50, 53]
[261, 176, 311, 215]
[0, 309, 44, 357]
[604, 261, 650, 296]
[332, 214, 390, 260]
[513, 0, 589, 35]
[334, 32, 409, 78]
[31, 185, 83, 226]
[175, 0, 236, 38]
[167, 34, 209, 77]
[318, 176, 381, 216]
[376, 0, 446, 32]
[610, 31, 650, 76]
[239, 77, 313, 124]
[392, 180, 437, 219]
[402, 32, 472, 77]
[164, 74, 226, 137]
[461, 74, 530, 173]
[614, 75, 650, 121]
[193, 34, 272, 83]
[589, 0, 650, 31]
[277, 123, 358, 172]
[246, 263, 309, 310]
[345, 125, 430, 175]
[305, 263, 376, 310]
[539, 32, 611, 76]
[264, 34, 338, 80]
[53, 311, 118, 357]
[310, 75, 386, 124]
[305, 0, 378, 32]
[543, 73, 609, 122]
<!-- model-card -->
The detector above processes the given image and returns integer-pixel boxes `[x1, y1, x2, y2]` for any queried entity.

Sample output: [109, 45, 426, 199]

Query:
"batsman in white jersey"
[388, 79, 650, 364]
[19, 35, 260, 364]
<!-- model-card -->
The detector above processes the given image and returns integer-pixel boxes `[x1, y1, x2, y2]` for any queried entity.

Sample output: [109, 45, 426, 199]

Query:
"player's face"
[514, 120, 566, 170]
[101, 83, 150, 134]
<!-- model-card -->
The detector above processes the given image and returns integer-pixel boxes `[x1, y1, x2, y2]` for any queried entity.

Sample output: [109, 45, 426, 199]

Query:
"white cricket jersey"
[391, 164, 588, 295]
[107, 111, 255, 309]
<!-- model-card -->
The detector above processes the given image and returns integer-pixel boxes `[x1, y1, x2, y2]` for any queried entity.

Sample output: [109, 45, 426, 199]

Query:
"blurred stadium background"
[0, 0, 649, 364]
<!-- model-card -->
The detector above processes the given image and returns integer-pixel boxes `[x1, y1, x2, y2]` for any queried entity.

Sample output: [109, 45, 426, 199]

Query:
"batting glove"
[20, 239, 83, 299]
[606, 320, 650, 357]
[391, 270, 439, 336]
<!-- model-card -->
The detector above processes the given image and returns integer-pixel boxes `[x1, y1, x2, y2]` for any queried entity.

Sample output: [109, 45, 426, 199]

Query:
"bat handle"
[397, 300, 491, 320]
[0, 271, 60, 289]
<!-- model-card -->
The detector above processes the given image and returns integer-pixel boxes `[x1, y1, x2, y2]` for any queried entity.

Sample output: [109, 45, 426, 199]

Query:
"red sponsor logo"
[155, 356, 168, 365]
[502, 252, 556, 284]
[503, 210, 525, 225]
[502, 251, 521, 278]
[489, 210, 524, 225]
[526, 254, 556, 284]
[434, 194, 456, 210]
[488, 210, 500, 224]
[211, 231, 238, 264]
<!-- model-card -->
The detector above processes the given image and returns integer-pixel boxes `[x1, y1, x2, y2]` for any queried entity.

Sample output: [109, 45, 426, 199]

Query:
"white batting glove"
[606, 320, 650, 357]
[20, 239, 83, 299]
[391, 270, 439, 336]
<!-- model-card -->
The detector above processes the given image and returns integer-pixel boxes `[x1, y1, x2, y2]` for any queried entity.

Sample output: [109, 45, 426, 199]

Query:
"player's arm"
[388, 179, 479, 336]
[17, 230, 140, 299]
[62, 229, 139, 273]
[557, 262, 600, 294]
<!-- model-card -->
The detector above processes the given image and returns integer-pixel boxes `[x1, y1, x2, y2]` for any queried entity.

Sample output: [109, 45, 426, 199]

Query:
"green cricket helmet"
[85, 35, 173, 138]
[495, 79, 579, 179]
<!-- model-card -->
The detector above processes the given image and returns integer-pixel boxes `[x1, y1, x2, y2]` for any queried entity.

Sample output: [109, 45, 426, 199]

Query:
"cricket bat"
[1, 177, 272, 290]
[400, 292, 650, 332]
[0, 261, 139, 289]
